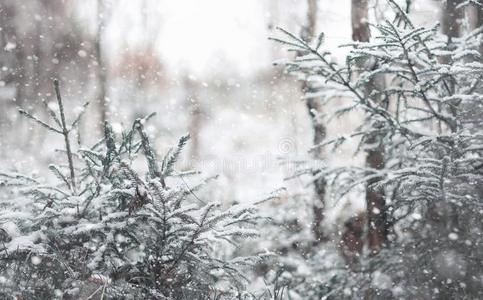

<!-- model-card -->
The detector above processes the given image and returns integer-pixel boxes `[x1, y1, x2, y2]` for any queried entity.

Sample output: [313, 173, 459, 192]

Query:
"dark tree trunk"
[340, 213, 365, 268]
[478, 0, 483, 27]
[365, 143, 387, 253]
[352, 0, 387, 253]
[471, 0, 482, 54]
[351, 0, 371, 42]
[441, 0, 463, 41]
[306, 97, 327, 243]
[301, 0, 327, 243]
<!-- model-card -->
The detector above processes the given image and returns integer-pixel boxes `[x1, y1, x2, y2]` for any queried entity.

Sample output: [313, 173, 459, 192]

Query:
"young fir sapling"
[0, 80, 264, 299]
[270, 0, 483, 298]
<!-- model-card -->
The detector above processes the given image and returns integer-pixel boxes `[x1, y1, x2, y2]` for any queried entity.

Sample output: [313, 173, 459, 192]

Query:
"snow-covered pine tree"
[271, 0, 483, 298]
[0, 80, 263, 299]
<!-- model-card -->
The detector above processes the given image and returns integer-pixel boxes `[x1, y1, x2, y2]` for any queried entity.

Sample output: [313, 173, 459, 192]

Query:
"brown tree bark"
[352, 0, 388, 254]
[340, 213, 365, 267]
[365, 143, 387, 253]
[351, 0, 371, 42]
[301, 0, 327, 243]
[307, 97, 327, 243]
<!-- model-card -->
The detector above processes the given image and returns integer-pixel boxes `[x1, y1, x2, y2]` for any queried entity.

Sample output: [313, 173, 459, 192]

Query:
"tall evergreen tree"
[272, 0, 483, 297]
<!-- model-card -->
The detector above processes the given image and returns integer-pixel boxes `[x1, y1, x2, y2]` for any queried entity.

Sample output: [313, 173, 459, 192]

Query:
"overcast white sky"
[99, 0, 347, 76]
[97, 0, 438, 76]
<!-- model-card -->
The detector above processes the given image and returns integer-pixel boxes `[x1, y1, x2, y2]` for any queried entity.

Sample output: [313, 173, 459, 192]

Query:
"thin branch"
[54, 79, 77, 193]
[18, 109, 62, 134]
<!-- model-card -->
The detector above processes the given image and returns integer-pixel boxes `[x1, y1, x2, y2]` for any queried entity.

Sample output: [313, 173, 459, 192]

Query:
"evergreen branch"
[134, 118, 165, 187]
[40, 98, 62, 128]
[53, 79, 77, 194]
[18, 109, 62, 134]
[48, 165, 71, 189]
[70, 101, 90, 131]
[162, 134, 190, 177]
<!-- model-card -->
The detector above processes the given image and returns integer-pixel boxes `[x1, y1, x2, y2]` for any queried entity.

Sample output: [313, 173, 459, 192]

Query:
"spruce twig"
[18, 109, 62, 134]
[134, 118, 165, 188]
[17, 80, 77, 193]
[53, 79, 77, 193]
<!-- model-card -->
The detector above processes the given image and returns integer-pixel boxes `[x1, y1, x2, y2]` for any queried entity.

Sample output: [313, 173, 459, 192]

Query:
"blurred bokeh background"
[0, 0, 442, 212]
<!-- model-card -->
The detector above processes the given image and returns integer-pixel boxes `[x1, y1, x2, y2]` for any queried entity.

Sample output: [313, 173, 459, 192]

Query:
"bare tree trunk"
[478, 0, 483, 36]
[95, 0, 108, 127]
[183, 76, 202, 160]
[441, 0, 463, 41]
[300, 0, 327, 243]
[1, 2, 27, 108]
[469, 0, 482, 54]
[365, 143, 387, 253]
[351, 0, 371, 42]
[340, 213, 365, 268]
[478, 0, 483, 27]
[307, 98, 327, 243]
[352, 0, 387, 254]
[440, 0, 463, 69]
[0, 1, 16, 156]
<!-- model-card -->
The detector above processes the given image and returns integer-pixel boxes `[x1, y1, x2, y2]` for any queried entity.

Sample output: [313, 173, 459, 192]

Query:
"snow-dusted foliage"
[272, 0, 483, 298]
[0, 82, 263, 299]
